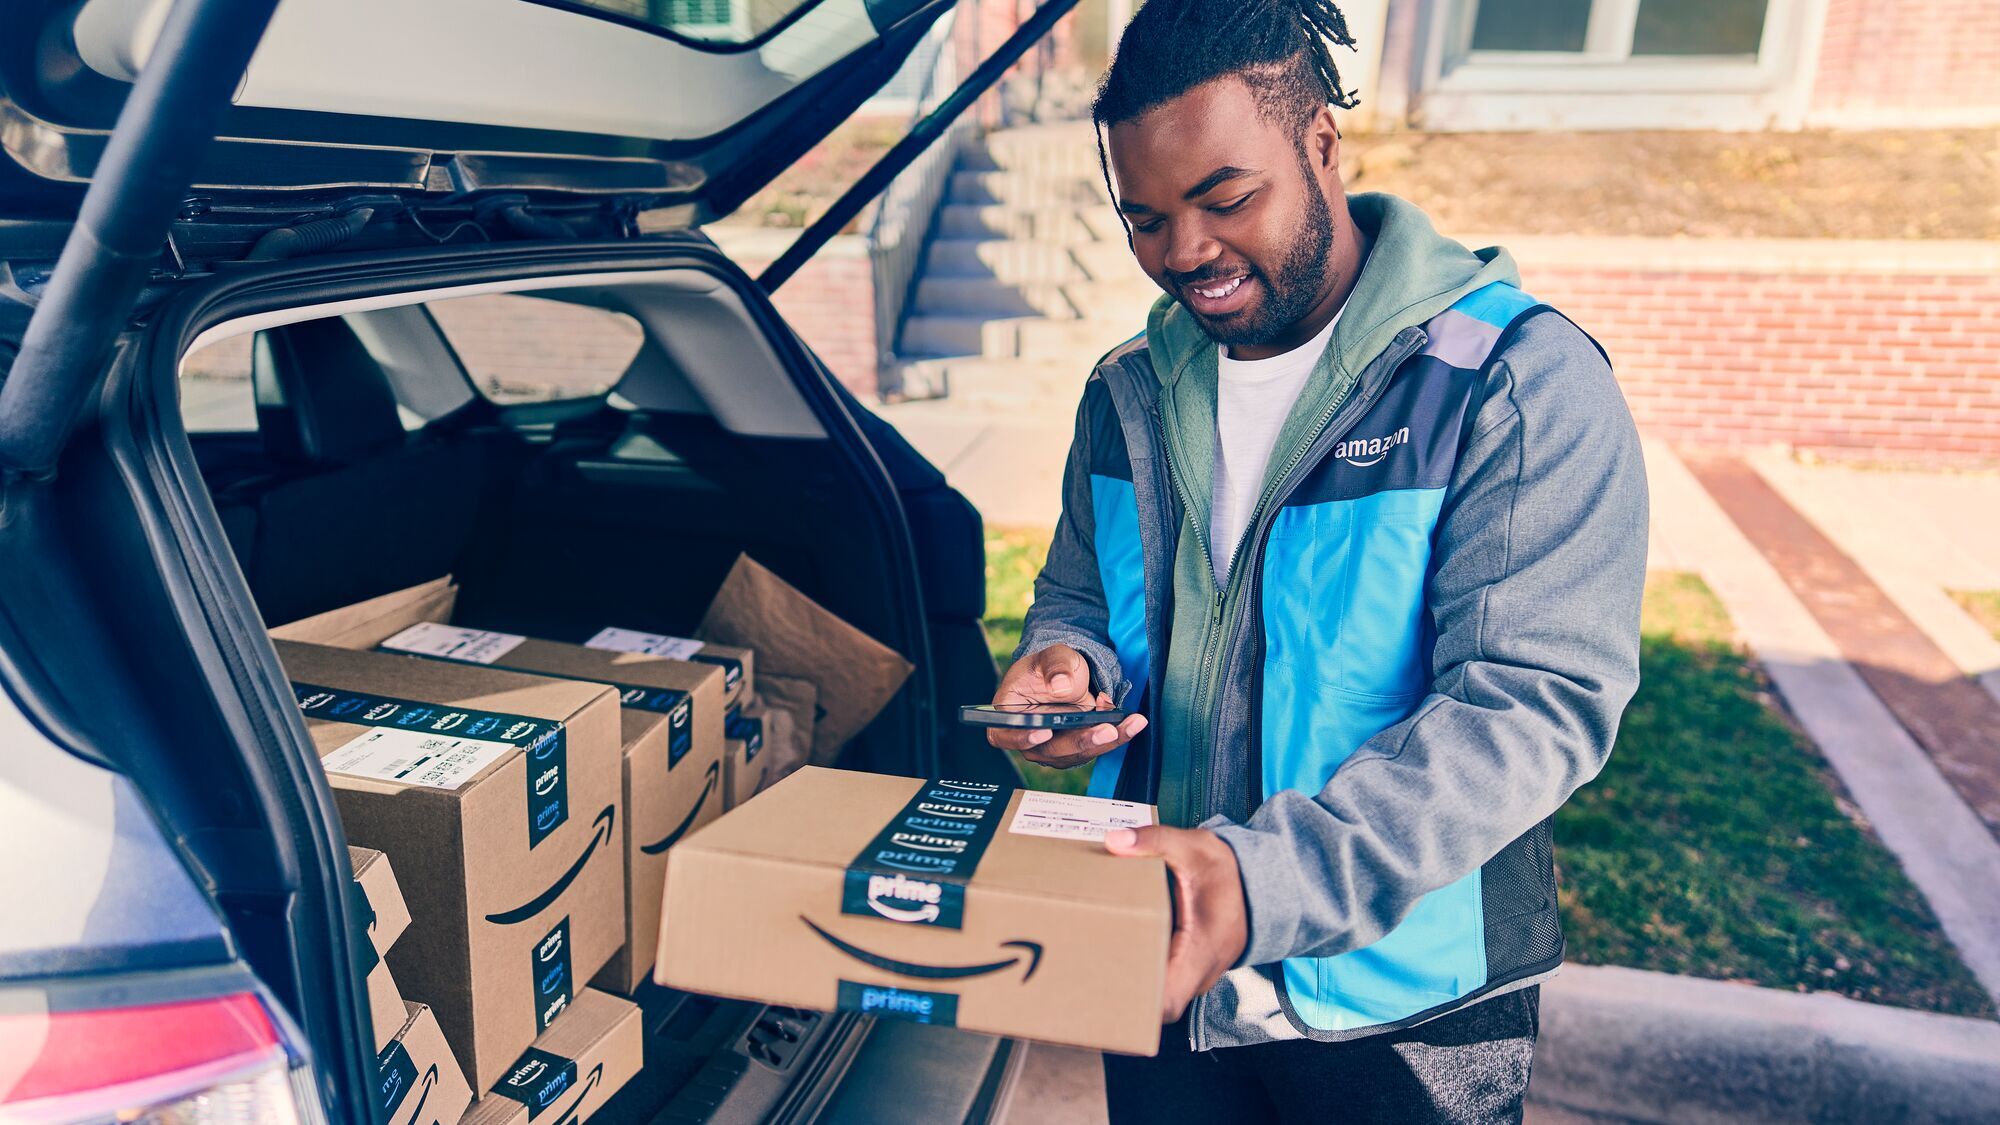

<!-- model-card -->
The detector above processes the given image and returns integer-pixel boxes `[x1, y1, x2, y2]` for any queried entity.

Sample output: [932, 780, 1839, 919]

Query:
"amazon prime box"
[461, 989, 642, 1125]
[722, 709, 766, 810]
[351, 846, 413, 1051]
[584, 626, 755, 712]
[655, 767, 1170, 1055]
[369, 621, 729, 995]
[279, 641, 625, 1089]
[375, 1003, 474, 1125]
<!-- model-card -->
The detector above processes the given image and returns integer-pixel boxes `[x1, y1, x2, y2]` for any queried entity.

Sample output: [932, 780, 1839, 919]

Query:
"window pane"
[1470, 0, 1592, 53]
[556, 0, 822, 45]
[427, 294, 646, 405]
[1632, 0, 1769, 56]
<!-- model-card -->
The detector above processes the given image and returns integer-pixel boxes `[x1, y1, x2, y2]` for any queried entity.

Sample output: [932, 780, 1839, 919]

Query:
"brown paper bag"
[696, 555, 910, 763]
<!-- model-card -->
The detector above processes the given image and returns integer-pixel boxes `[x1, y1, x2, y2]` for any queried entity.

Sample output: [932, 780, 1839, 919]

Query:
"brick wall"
[731, 250, 881, 399]
[1512, 240, 2000, 464]
[1811, 0, 2000, 124]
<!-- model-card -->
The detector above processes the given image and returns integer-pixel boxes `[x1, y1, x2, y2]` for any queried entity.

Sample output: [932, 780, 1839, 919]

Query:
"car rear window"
[426, 294, 647, 404]
[545, 0, 829, 45]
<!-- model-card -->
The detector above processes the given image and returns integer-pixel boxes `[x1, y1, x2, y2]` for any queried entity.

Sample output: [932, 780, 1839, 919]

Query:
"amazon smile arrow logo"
[802, 916, 1043, 982]
[640, 762, 718, 855]
[546, 1064, 603, 1125]
[486, 805, 615, 925]
[393, 1064, 437, 1125]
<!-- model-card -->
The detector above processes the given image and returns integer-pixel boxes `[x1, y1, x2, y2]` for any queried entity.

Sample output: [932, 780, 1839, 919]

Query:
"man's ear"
[1309, 104, 1343, 189]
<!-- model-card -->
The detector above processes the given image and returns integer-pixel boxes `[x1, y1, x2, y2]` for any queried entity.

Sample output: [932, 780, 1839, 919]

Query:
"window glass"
[1469, 0, 1592, 52]
[179, 335, 259, 433]
[426, 294, 647, 404]
[1632, 0, 1769, 56]
[555, 0, 823, 45]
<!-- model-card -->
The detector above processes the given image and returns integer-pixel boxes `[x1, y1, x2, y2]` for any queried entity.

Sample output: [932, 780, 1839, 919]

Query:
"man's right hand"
[988, 644, 1148, 770]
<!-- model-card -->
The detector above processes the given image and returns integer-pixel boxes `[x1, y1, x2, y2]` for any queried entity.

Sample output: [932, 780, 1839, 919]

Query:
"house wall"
[1807, 0, 2000, 127]
[1514, 239, 2000, 464]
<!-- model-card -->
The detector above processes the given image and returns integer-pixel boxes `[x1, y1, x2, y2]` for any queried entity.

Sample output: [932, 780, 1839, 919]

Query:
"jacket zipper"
[1152, 399, 1224, 825]
[1180, 328, 1427, 1052]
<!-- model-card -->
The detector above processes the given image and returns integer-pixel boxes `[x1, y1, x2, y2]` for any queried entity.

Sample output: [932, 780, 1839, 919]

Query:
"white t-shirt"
[1211, 309, 1343, 584]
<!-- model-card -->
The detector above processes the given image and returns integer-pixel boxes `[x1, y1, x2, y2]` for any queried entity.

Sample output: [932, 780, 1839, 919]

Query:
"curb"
[1533, 965, 2000, 1124]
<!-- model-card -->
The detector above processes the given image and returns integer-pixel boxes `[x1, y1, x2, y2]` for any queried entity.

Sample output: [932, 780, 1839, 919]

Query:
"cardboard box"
[273, 576, 459, 648]
[351, 846, 412, 1051]
[582, 626, 755, 712]
[722, 710, 766, 810]
[461, 990, 643, 1125]
[656, 768, 1170, 1055]
[280, 641, 626, 1089]
[376, 1003, 475, 1125]
[351, 846, 412, 957]
[367, 959, 407, 1052]
[369, 621, 729, 996]
[696, 556, 911, 766]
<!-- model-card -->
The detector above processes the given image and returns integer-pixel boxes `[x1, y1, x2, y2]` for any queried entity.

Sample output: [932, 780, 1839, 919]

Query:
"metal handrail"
[862, 4, 971, 396]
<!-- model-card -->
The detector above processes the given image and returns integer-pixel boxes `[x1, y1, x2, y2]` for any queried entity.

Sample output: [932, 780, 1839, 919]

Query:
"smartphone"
[959, 702, 1134, 729]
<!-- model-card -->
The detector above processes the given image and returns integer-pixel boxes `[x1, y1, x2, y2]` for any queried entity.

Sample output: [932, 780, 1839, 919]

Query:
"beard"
[1184, 166, 1336, 348]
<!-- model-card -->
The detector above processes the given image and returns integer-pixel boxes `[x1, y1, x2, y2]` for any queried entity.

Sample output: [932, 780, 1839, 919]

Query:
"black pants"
[1102, 986, 1540, 1125]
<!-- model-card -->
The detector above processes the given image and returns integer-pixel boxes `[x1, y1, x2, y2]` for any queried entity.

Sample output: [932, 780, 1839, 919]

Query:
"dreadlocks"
[1091, 0, 1360, 238]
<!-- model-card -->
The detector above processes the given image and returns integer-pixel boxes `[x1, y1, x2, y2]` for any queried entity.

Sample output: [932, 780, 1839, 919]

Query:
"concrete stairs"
[882, 122, 1159, 415]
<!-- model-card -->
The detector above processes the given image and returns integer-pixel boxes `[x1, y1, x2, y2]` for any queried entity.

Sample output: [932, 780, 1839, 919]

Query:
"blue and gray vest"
[1080, 281, 1567, 1045]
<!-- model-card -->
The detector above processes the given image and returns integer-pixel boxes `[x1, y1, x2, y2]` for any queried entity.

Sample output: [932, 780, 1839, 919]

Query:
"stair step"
[887, 357, 1092, 411]
[899, 314, 1025, 358]
[920, 239, 1088, 283]
[936, 204, 1102, 242]
[947, 170, 1108, 208]
[912, 277, 1078, 319]
[1064, 279, 1162, 323]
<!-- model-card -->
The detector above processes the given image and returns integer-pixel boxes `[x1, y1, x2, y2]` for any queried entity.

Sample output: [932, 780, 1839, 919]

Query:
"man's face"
[1107, 76, 1341, 350]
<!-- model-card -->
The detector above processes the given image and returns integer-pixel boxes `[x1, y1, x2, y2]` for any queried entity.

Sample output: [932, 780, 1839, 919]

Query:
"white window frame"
[1416, 0, 1830, 131]
[667, 0, 754, 42]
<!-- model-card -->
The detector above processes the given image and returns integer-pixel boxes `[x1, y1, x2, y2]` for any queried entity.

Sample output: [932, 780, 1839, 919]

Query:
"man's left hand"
[1103, 824, 1249, 1023]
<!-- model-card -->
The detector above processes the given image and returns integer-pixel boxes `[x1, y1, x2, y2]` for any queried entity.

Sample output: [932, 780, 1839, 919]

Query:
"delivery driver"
[987, 1, 1648, 1120]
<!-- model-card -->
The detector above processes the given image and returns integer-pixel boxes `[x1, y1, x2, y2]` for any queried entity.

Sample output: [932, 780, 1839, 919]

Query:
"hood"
[1144, 192, 1521, 387]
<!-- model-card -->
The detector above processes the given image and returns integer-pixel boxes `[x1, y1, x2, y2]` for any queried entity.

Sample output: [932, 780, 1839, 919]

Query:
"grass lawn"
[983, 527, 1994, 1016]
[1948, 589, 2000, 641]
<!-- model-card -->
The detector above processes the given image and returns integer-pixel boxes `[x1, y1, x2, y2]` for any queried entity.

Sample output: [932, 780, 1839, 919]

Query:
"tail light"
[0, 992, 311, 1124]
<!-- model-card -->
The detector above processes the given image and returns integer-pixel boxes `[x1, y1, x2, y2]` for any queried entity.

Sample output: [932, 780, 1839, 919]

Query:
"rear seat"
[208, 317, 488, 626]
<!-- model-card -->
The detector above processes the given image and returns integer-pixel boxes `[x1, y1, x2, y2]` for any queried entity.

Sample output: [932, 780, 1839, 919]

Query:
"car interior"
[175, 268, 993, 783]
[159, 259, 1010, 1121]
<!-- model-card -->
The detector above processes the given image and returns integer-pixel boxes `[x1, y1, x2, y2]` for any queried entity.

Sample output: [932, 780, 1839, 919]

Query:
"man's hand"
[988, 644, 1147, 769]
[1104, 825, 1248, 1023]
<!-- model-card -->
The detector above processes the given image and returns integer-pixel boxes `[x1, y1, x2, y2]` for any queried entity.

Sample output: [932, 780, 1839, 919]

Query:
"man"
[985, 1, 1648, 1120]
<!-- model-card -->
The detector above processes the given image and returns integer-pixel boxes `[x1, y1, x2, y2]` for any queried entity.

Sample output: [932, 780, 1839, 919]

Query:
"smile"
[1191, 276, 1245, 299]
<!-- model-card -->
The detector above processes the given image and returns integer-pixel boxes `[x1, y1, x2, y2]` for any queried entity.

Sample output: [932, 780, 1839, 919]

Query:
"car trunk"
[154, 235, 1006, 1119]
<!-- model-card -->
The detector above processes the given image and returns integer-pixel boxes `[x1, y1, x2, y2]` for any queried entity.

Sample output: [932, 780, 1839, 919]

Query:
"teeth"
[1194, 276, 1245, 300]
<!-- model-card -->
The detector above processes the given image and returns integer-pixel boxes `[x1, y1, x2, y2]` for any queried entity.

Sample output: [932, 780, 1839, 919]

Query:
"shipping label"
[294, 682, 569, 845]
[1007, 791, 1153, 842]
[379, 621, 525, 664]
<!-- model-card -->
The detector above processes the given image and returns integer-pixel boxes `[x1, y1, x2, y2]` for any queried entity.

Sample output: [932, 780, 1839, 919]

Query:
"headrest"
[252, 318, 405, 467]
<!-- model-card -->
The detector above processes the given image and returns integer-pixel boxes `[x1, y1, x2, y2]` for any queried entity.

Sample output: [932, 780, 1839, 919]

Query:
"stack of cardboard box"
[352, 846, 474, 1123]
[283, 555, 1100, 1117]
